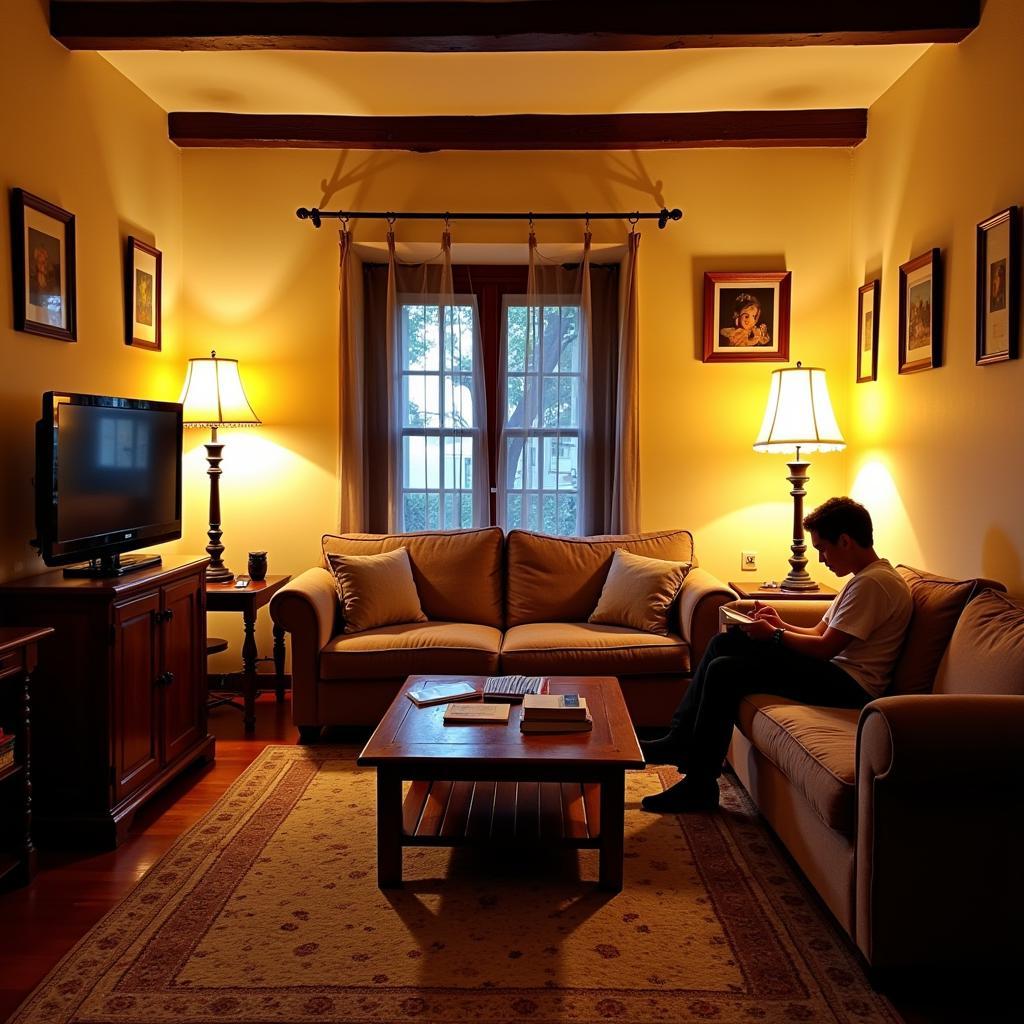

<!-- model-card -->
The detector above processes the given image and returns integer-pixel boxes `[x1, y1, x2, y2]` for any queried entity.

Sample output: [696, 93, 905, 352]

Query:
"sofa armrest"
[269, 568, 338, 727]
[676, 568, 736, 668]
[855, 695, 1024, 968]
[726, 598, 830, 629]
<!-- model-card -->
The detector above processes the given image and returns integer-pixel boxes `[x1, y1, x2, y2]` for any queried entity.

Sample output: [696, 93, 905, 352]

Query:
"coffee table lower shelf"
[402, 779, 602, 846]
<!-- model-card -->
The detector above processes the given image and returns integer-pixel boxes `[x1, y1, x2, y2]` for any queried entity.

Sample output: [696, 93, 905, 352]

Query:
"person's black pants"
[665, 628, 869, 780]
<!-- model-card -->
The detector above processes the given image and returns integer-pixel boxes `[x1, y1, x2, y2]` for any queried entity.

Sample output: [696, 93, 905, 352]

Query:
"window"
[391, 264, 601, 538]
[398, 297, 483, 531]
[499, 298, 583, 536]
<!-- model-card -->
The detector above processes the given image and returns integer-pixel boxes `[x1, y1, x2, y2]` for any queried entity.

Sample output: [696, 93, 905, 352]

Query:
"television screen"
[36, 392, 183, 570]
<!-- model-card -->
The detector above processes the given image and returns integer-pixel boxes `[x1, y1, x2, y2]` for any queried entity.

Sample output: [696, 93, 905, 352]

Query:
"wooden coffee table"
[357, 675, 644, 892]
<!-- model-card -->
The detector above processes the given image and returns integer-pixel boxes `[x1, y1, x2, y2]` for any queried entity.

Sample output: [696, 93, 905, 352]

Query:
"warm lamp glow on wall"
[753, 362, 845, 592]
[179, 351, 261, 583]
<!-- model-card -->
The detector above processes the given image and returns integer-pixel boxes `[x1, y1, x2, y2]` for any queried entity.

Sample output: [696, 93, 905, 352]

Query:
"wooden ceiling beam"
[51, 1, 980, 52]
[167, 111, 868, 150]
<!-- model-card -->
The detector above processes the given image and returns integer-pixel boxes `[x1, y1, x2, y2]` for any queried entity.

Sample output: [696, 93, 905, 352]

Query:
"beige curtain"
[337, 227, 367, 532]
[610, 229, 641, 532]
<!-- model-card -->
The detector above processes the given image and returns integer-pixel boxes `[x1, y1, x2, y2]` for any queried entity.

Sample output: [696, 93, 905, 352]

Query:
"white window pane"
[443, 435, 474, 489]
[443, 305, 476, 372]
[444, 376, 475, 429]
[506, 305, 528, 372]
[403, 435, 440, 489]
[506, 375, 524, 424]
[403, 493, 426, 532]
[506, 493, 522, 528]
[542, 435, 578, 491]
[403, 303, 440, 371]
[559, 376, 579, 428]
[526, 493, 540, 532]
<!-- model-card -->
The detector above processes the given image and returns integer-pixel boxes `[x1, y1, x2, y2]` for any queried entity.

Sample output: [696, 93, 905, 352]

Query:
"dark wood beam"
[52, 1, 980, 52]
[167, 111, 868, 150]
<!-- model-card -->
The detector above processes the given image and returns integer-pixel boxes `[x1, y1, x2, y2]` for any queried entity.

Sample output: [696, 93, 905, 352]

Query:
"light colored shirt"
[822, 559, 912, 698]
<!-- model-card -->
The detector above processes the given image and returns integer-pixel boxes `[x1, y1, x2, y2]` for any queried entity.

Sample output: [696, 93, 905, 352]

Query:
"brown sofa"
[270, 526, 735, 737]
[725, 566, 1024, 970]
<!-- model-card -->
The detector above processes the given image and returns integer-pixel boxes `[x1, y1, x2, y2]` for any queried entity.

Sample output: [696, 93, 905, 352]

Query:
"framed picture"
[976, 206, 1019, 365]
[898, 248, 942, 374]
[125, 237, 162, 350]
[702, 271, 791, 363]
[9, 188, 76, 342]
[856, 280, 880, 383]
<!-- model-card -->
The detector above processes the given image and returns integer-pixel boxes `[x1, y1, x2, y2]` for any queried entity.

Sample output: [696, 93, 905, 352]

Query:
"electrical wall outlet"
[741, 551, 758, 572]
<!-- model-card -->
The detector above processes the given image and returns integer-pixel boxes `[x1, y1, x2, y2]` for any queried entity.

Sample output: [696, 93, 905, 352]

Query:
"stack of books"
[519, 693, 593, 733]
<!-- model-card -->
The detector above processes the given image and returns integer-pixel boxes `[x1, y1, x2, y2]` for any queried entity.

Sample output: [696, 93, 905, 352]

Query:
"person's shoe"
[639, 734, 683, 766]
[640, 777, 720, 813]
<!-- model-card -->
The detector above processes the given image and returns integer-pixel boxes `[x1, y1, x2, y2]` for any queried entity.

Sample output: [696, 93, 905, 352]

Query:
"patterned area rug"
[9, 746, 901, 1023]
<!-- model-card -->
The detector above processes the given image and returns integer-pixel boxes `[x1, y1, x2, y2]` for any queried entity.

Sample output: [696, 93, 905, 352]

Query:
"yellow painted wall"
[180, 146, 854, 635]
[0, 0, 184, 581]
[848, 0, 1024, 594]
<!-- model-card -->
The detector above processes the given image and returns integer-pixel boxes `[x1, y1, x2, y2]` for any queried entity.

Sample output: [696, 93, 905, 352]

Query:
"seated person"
[640, 497, 912, 813]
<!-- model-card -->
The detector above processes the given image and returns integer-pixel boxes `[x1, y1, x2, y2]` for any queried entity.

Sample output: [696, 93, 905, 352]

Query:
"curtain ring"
[340, 214, 350, 231]
[528, 212, 534, 232]
[443, 211, 451, 231]
[628, 212, 640, 234]
[584, 213, 591, 233]
[386, 213, 397, 228]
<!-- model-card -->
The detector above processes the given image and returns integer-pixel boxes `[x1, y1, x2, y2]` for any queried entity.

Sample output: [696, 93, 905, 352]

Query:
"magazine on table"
[406, 680, 480, 707]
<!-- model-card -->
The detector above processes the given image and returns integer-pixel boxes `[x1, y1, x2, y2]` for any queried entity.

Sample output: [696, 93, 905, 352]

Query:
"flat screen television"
[34, 391, 183, 577]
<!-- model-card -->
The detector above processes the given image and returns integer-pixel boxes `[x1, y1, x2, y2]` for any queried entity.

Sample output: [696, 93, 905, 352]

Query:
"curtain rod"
[296, 207, 683, 229]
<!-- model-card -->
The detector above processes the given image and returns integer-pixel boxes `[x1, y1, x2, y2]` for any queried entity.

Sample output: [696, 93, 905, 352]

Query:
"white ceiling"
[99, 44, 930, 117]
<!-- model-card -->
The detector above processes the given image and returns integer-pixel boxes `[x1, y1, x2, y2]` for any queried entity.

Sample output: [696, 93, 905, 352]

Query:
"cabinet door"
[160, 574, 205, 765]
[112, 592, 161, 803]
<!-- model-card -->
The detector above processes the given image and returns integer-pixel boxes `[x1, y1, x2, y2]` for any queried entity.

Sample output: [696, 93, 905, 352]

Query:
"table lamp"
[753, 362, 845, 592]
[179, 351, 261, 583]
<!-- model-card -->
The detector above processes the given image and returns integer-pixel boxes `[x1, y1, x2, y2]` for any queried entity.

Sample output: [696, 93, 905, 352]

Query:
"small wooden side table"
[205, 574, 292, 733]
[729, 581, 838, 601]
[0, 626, 54, 887]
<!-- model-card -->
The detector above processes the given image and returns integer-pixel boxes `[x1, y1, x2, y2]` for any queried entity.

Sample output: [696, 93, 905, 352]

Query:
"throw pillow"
[588, 548, 691, 636]
[888, 565, 979, 695]
[326, 546, 427, 634]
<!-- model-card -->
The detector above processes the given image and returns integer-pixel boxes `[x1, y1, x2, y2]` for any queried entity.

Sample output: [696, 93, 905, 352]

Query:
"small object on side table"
[248, 551, 268, 582]
[729, 580, 837, 602]
[205, 573, 293, 733]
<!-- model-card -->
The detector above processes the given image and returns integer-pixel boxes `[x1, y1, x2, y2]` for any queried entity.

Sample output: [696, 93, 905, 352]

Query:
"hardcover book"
[519, 711, 593, 734]
[443, 702, 511, 724]
[521, 694, 589, 720]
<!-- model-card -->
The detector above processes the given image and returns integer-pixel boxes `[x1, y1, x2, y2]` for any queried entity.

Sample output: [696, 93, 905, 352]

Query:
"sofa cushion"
[589, 549, 691, 636]
[737, 694, 859, 836]
[934, 589, 1024, 696]
[500, 622, 689, 676]
[326, 547, 427, 634]
[320, 622, 501, 679]
[888, 565, 978, 695]
[322, 527, 504, 628]
[505, 529, 696, 628]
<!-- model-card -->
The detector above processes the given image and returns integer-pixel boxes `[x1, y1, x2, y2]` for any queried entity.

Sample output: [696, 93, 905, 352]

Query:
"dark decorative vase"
[247, 551, 268, 582]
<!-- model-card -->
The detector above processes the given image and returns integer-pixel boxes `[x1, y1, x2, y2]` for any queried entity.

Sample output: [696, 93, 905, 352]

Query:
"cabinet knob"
[157, 671, 174, 688]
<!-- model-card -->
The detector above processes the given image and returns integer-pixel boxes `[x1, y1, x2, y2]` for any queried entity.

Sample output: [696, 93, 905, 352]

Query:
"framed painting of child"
[702, 271, 791, 363]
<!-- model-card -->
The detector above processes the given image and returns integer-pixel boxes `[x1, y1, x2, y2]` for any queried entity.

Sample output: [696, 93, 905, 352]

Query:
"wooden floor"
[0, 695, 1009, 1024]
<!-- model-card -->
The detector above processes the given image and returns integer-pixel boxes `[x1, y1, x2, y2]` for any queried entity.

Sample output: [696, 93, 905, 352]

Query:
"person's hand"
[741, 617, 776, 642]
[751, 600, 784, 628]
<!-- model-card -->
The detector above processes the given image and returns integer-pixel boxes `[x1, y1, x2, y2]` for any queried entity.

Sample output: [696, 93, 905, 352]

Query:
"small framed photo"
[976, 206, 1019, 366]
[898, 248, 942, 374]
[9, 188, 76, 342]
[702, 271, 791, 363]
[125, 236, 162, 350]
[856, 280, 880, 383]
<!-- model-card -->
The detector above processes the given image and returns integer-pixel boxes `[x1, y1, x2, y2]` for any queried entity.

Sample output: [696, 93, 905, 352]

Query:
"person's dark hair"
[803, 497, 873, 548]
[733, 292, 761, 319]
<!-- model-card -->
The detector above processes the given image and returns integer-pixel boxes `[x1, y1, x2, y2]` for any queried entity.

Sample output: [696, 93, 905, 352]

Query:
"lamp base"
[205, 564, 235, 585]
[779, 574, 820, 593]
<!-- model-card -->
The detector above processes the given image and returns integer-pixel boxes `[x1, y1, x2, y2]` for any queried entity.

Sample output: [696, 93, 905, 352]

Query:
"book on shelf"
[443, 702, 511, 724]
[406, 680, 480, 707]
[0, 732, 14, 770]
[521, 693, 589, 721]
[520, 711, 593, 734]
[481, 674, 549, 702]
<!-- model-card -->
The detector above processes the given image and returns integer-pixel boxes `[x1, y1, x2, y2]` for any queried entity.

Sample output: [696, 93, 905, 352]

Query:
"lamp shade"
[753, 363, 845, 454]
[179, 351, 261, 427]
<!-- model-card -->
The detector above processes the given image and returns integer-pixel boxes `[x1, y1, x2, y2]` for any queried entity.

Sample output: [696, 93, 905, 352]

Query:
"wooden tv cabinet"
[0, 556, 215, 847]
